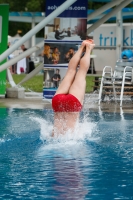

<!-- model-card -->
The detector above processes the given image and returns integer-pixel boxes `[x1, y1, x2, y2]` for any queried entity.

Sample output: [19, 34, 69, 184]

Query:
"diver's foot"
[86, 42, 95, 52]
[81, 40, 88, 53]
[81, 40, 95, 56]
[84, 39, 94, 44]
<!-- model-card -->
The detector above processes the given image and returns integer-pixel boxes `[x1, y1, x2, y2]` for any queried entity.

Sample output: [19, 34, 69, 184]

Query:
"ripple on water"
[0, 109, 133, 199]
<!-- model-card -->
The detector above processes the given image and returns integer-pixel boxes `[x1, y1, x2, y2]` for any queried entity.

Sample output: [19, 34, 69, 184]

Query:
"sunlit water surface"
[0, 108, 133, 199]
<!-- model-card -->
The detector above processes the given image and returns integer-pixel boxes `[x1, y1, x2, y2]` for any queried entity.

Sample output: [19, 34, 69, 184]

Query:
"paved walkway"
[0, 93, 133, 113]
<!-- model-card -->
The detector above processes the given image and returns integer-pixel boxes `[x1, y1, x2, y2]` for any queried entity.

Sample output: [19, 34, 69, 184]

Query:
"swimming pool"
[0, 108, 133, 199]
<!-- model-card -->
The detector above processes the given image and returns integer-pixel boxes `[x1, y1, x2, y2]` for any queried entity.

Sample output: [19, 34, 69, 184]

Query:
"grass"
[86, 76, 95, 93]
[7, 74, 43, 92]
[6, 74, 96, 93]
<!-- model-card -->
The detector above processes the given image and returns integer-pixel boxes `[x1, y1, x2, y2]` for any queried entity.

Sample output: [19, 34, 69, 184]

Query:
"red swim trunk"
[52, 94, 82, 112]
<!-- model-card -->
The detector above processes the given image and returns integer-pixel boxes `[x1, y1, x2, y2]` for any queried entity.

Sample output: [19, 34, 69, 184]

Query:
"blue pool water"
[0, 108, 133, 199]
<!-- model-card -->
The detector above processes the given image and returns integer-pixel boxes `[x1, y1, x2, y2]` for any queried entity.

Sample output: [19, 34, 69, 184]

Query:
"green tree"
[0, 0, 45, 36]
[26, 0, 45, 12]
[0, 0, 45, 11]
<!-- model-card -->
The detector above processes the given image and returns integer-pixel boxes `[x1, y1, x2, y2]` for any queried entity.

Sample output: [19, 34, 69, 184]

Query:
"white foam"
[30, 117, 53, 141]
[30, 114, 100, 160]
[0, 138, 11, 144]
[37, 140, 88, 159]
[0, 139, 5, 143]
[31, 115, 97, 144]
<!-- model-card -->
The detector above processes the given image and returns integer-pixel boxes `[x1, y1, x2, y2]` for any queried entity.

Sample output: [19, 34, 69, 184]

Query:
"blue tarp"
[87, 7, 133, 23]
[87, 8, 133, 15]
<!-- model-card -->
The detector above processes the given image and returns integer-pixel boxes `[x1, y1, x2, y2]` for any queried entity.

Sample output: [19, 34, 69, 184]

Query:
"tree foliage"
[0, 0, 45, 11]
[88, 1, 105, 10]
[0, 0, 45, 36]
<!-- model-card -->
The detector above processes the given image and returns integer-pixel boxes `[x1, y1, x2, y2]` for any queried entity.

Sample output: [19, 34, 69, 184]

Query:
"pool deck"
[0, 96, 51, 110]
[0, 93, 133, 113]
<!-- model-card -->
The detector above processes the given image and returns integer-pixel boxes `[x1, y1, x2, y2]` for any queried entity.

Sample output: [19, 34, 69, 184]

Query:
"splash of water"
[0, 139, 5, 143]
[31, 114, 97, 144]
[0, 138, 11, 144]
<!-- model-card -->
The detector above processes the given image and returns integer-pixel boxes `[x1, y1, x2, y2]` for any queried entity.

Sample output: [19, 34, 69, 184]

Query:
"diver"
[52, 39, 95, 136]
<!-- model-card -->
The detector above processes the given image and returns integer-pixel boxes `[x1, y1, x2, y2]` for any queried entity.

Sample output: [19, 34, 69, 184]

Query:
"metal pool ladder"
[98, 61, 133, 107]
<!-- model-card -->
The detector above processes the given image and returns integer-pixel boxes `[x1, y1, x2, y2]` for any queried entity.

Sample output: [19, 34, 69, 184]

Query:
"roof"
[9, 8, 133, 24]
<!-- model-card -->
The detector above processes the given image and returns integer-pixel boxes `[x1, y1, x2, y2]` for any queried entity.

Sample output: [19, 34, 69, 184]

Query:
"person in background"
[55, 25, 65, 40]
[52, 69, 61, 88]
[64, 47, 75, 63]
[69, 48, 75, 57]
[21, 44, 27, 51]
[44, 44, 52, 64]
[52, 40, 95, 136]
[65, 27, 71, 37]
[52, 47, 60, 64]
[20, 44, 31, 73]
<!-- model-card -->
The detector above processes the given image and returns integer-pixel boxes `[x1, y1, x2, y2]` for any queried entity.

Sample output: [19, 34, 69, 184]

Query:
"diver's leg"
[55, 42, 85, 95]
[69, 42, 95, 104]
